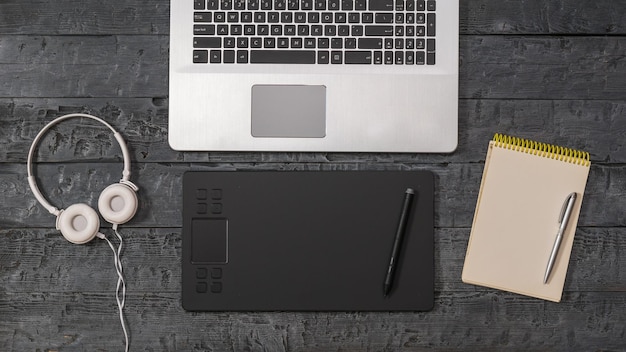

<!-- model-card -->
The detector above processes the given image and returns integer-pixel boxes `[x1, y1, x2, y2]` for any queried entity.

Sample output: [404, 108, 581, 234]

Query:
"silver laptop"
[169, 0, 459, 152]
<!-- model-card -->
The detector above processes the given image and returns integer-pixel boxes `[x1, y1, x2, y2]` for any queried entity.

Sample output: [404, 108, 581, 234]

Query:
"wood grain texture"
[3, 162, 625, 228]
[1, 227, 624, 294]
[1, 36, 625, 99]
[2, 98, 625, 164]
[0, 0, 625, 350]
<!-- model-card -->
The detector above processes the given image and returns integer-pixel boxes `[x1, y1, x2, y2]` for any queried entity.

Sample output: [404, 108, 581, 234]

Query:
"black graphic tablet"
[182, 171, 434, 311]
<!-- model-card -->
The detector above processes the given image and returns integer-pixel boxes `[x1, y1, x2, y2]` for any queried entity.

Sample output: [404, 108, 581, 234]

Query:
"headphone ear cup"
[98, 183, 138, 225]
[57, 203, 100, 244]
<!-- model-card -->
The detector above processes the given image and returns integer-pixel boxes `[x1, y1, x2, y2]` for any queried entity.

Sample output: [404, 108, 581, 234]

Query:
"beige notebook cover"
[462, 134, 591, 302]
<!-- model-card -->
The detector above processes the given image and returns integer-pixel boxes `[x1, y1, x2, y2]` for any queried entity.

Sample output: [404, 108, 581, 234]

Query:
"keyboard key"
[373, 51, 383, 64]
[231, 24, 243, 35]
[415, 51, 425, 64]
[221, 0, 233, 10]
[406, 51, 414, 64]
[251, 37, 263, 47]
[354, 0, 366, 10]
[365, 25, 393, 36]
[244, 24, 256, 35]
[416, 13, 425, 24]
[369, 0, 393, 10]
[214, 12, 226, 22]
[261, 0, 272, 9]
[194, 24, 216, 35]
[427, 52, 435, 65]
[193, 50, 209, 63]
[345, 51, 372, 64]
[224, 37, 236, 48]
[264, 37, 276, 47]
[384, 51, 393, 64]
[288, 0, 299, 9]
[224, 50, 236, 63]
[351, 25, 364, 35]
[194, 12, 213, 22]
[427, 38, 435, 52]
[427, 13, 435, 36]
[358, 38, 383, 49]
[195, 0, 206, 10]
[395, 51, 403, 64]
[206, 0, 220, 10]
[427, 0, 436, 11]
[251, 50, 316, 63]
[318, 50, 330, 63]
[227, 12, 239, 22]
[237, 50, 249, 63]
[277, 37, 289, 47]
[237, 37, 249, 47]
[282, 12, 293, 22]
[194, 37, 222, 48]
[291, 37, 303, 48]
[341, 0, 353, 10]
[331, 51, 342, 63]
[375, 13, 393, 23]
[210, 50, 222, 63]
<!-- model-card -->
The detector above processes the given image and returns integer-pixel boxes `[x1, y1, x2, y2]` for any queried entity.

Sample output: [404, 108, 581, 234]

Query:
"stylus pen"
[544, 192, 577, 284]
[384, 188, 415, 297]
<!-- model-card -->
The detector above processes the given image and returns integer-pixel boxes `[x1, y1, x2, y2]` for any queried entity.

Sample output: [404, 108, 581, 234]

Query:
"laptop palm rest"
[251, 85, 326, 138]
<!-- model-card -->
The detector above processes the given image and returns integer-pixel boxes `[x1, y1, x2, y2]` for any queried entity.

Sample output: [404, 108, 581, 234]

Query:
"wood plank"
[3, 98, 625, 164]
[1, 227, 623, 294]
[0, 0, 169, 35]
[1, 0, 625, 35]
[1, 36, 626, 99]
[1, 291, 624, 351]
[5, 162, 625, 228]
[460, 0, 626, 35]
[459, 36, 626, 100]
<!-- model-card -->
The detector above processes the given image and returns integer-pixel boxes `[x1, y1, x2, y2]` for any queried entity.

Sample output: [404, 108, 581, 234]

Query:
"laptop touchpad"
[251, 85, 326, 138]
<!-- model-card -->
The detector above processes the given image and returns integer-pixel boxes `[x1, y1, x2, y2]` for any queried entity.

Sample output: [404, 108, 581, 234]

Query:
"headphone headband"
[27, 113, 135, 216]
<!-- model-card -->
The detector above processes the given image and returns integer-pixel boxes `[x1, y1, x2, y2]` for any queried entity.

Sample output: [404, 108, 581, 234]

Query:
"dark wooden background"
[1, 0, 625, 351]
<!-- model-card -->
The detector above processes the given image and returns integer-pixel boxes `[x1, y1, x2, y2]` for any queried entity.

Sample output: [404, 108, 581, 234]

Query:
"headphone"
[27, 113, 139, 244]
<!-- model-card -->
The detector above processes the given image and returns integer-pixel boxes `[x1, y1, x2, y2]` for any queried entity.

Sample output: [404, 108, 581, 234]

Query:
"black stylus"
[383, 188, 415, 297]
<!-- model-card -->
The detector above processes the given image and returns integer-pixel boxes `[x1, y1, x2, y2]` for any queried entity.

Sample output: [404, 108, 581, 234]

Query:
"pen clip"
[558, 192, 577, 223]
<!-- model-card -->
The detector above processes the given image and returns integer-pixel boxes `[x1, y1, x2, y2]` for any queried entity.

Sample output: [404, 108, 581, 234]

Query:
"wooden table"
[1, 1, 624, 350]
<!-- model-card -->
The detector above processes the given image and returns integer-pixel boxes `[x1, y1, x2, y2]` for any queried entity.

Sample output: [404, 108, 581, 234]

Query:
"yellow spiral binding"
[493, 133, 591, 167]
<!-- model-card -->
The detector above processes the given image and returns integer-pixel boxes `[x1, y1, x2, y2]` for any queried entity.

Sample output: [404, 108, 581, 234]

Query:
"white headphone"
[27, 113, 139, 244]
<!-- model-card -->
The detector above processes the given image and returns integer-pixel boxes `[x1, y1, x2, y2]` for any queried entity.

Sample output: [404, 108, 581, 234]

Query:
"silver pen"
[543, 192, 577, 284]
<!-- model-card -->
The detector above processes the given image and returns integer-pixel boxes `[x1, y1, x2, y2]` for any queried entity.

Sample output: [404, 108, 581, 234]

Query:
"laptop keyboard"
[192, 0, 436, 65]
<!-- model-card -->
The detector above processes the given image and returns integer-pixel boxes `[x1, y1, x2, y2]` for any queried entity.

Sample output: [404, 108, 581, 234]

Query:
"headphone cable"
[99, 231, 130, 352]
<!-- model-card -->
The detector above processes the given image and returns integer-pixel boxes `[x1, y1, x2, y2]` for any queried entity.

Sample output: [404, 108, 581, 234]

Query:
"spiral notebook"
[462, 134, 591, 302]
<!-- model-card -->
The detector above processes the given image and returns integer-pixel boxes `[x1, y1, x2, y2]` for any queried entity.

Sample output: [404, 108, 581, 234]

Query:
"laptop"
[169, 0, 459, 152]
